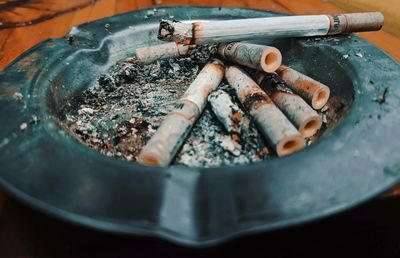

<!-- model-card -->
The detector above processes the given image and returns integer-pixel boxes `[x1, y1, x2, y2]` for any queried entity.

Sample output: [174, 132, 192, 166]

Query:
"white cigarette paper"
[135, 42, 194, 64]
[254, 72, 322, 138]
[158, 12, 384, 44]
[225, 66, 305, 157]
[276, 65, 330, 110]
[137, 59, 225, 166]
[218, 42, 282, 73]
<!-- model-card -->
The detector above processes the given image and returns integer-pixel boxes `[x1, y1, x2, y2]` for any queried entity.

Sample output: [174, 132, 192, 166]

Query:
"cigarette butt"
[254, 72, 322, 138]
[277, 65, 330, 110]
[138, 59, 225, 166]
[135, 42, 194, 64]
[208, 89, 249, 140]
[208, 89, 270, 157]
[225, 66, 305, 157]
[218, 42, 282, 73]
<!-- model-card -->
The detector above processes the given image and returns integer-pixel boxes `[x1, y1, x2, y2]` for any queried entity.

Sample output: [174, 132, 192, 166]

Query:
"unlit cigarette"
[276, 65, 330, 110]
[137, 59, 225, 166]
[135, 42, 194, 64]
[254, 72, 322, 138]
[218, 42, 282, 73]
[225, 66, 305, 157]
[158, 12, 384, 44]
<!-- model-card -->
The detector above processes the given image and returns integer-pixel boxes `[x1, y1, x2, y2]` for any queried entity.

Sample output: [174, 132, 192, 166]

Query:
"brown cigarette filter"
[277, 65, 330, 110]
[136, 42, 194, 64]
[254, 72, 322, 138]
[327, 12, 384, 35]
[218, 42, 282, 73]
[137, 59, 225, 166]
[225, 66, 305, 157]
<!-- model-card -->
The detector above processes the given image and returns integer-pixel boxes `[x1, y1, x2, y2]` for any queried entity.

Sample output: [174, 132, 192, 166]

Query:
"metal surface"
[0, 6, 399, 247]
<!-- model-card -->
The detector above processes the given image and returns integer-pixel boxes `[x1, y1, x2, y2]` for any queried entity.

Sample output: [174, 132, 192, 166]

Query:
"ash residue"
[61, 45, 269, 167]
[176, 83, 269, 167]
[175, 109, 268, 167]
[97, 44, 216, 90]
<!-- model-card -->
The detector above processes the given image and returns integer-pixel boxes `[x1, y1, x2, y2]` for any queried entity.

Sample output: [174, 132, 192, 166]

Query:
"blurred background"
[0, 0, 399, 72]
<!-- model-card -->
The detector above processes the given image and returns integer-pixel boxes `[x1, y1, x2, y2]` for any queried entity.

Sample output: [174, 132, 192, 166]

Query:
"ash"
[62, 45, 269, 167]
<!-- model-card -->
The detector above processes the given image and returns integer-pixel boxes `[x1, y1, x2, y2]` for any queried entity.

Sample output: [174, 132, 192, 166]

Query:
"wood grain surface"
[0, 0, 399, 71]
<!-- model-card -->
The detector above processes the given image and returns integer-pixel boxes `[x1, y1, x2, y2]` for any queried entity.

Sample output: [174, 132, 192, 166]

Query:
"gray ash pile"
[62, 45, 269, 167]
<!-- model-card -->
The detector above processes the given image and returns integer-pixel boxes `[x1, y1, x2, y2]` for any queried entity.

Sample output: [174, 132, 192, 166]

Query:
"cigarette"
[217, 42, 282, 73]
[135, 42, 195, 64]
[137, 59, 225, 166]
[254, 72, 322, 138]
[225, 66, 305, 157]
[276, 65, 330, 110]
[158, 12, 384, 44]
[208, 89, 248, 141]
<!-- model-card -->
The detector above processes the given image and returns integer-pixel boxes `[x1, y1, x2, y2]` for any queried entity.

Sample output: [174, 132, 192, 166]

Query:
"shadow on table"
[1, 191, 400, 258]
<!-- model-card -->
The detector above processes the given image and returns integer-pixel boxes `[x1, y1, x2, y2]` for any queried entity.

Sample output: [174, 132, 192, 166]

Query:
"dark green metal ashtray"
[0, 6, 400, 246]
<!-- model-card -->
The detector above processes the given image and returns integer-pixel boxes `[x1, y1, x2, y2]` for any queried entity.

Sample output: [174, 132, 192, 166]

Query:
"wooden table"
[1, 1, 400, 256]
[1, 0, 399, 70]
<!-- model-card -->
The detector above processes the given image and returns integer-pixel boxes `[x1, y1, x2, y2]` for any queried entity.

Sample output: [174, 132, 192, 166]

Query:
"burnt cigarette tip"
[158, 20, 175, 41]
[261, 47, 282, 73]
[299, 116, 323, 138]
[312, 86, 330, 110]
[277, 135, 306, 157]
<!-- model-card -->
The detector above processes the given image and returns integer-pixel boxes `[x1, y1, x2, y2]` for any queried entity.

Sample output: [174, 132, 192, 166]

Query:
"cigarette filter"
[158, 12, 384, 44]
[277, 65, 330, 110]
[137, 59, 225, 166]
[225, 66, 305, 157]
[218, 42, 282, 73]
[135, 42, 194, 64]
[254, 72, 322, 138]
